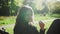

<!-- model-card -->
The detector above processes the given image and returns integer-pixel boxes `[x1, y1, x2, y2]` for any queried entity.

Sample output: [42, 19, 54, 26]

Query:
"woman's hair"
[17, 5, 34, 22]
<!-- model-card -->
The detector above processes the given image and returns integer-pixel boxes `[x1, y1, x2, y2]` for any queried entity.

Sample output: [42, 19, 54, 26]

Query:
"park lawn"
[0, 14, 51, 26]
[34, 14, 54, 21]
[6, 25, 14, 34]
[5, 19, 54, 34]
[0, 16, 16, 26]
[0, 14, 59, 34]
[6, 15, 55, 34]
[0, 14, 59, 26]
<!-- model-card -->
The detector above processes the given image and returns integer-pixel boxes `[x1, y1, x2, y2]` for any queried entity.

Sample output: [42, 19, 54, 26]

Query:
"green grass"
[0, 16, 16, 26]
[6, 26, 14, 34]
[5, 20, 53, 34]
[5, 15, 55, 34]
[0, 14, 59, 34]
[50, 14, 60, 18]
[34, 14, 54, 21]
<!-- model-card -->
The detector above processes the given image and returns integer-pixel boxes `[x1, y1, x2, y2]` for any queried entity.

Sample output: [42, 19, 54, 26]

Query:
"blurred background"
[0, 0, 60, 34]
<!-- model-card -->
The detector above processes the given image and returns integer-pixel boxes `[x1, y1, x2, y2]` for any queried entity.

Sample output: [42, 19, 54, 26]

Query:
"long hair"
[14, 5, 34, 34]
[17, 5, 34, 22]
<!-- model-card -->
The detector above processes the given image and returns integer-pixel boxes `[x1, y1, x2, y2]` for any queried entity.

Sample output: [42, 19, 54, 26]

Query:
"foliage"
[10, 0, 24, 16]
[0, 0, 10, 16]
[47, 1, 60, 14]
[11, 0, 47, 15]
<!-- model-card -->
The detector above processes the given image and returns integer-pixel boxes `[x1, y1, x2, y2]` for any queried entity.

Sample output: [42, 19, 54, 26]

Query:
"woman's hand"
[39, 21, 45, 30]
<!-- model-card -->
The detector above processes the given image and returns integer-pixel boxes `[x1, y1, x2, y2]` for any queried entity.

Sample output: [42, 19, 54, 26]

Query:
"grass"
[7, 15, 54, 34]
[0, 14, 59, 34]
[50, 14, 60, 18]
[0, 16, 16, 34]
[0, 16, 16, 26]
[6, 26, 14, 34]
[34, 14, 54, 21]
[5, 19, 54, 34]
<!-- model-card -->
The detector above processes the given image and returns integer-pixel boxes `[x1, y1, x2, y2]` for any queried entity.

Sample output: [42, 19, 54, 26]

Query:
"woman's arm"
[39, 21, 45, 34]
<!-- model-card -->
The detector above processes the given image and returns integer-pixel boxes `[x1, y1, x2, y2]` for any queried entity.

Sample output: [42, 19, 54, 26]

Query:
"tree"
[0, 0, 10, 16]
[47, 1, 60, 14]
